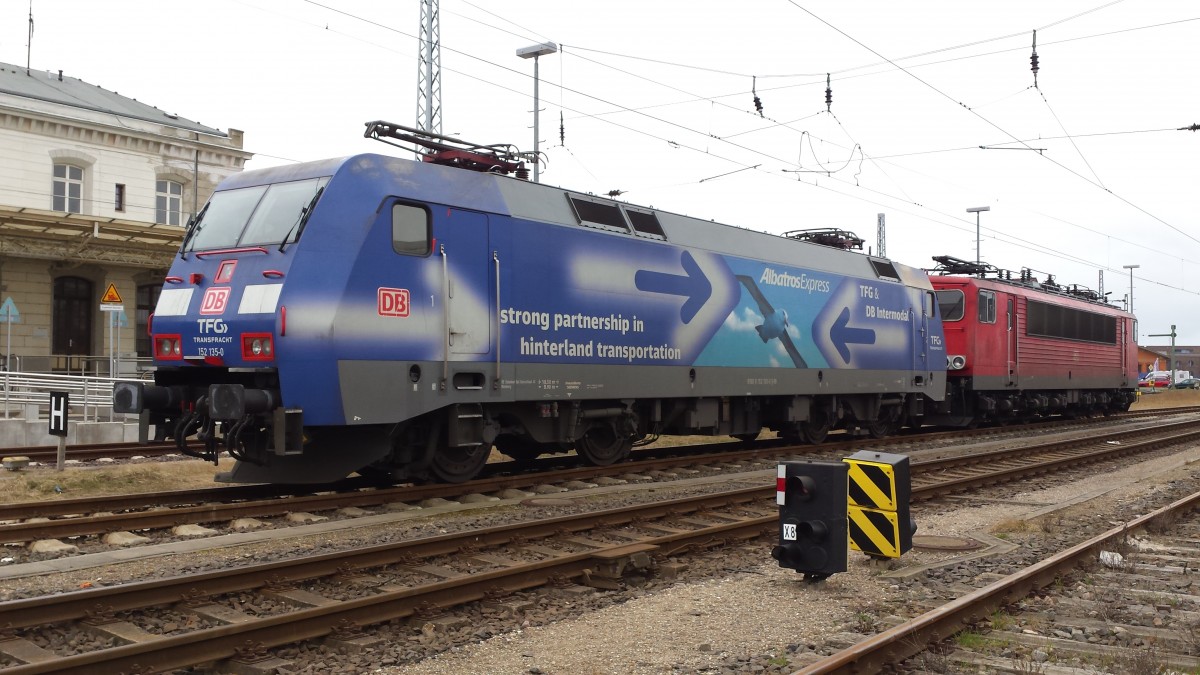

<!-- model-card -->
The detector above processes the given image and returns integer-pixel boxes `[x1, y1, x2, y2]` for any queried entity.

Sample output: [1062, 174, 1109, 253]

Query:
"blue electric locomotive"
[114, 122, 947, 484]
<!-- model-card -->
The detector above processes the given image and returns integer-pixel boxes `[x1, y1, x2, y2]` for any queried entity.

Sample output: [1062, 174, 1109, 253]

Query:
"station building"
[0, 61, 250, 376]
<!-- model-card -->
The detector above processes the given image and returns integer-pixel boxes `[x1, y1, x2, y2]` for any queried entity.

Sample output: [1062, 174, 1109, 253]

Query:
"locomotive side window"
[626, 209, 666, 239]
[568, 195, 630, 233]
[869, 259, 901, 282]
[935, 289, 964, 321]
[1027, 300, 1116, 344]
[392, 203, 431, 255]
[977, 290, 996, 323]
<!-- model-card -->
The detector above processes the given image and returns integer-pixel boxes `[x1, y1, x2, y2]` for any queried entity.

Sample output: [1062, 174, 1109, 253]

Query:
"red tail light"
[154, 334, 182, 361]
[241, 333, 275, 361]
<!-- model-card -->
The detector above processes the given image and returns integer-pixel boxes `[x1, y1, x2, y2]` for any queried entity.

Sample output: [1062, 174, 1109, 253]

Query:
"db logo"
[200, 287, 231, 315]
[378, 287, 410, 317]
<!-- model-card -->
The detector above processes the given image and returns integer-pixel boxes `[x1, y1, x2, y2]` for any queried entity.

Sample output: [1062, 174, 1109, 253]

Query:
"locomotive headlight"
[242, 333, 275, 361]
[153, 335, 182, 361]
[947, 355, 966, 370]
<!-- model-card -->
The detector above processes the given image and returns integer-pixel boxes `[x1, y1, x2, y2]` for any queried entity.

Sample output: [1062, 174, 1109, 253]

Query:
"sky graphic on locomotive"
[115, 127, 951, 485]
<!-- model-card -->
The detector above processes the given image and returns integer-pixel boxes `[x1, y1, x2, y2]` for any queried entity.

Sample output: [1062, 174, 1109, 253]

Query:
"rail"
[1, 371, 146, 422]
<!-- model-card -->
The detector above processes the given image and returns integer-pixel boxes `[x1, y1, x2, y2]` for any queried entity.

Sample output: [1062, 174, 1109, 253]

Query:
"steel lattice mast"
[415, 0, 442, 136]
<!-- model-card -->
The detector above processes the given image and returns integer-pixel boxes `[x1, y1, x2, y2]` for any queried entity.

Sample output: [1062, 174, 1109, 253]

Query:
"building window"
[156, 179, 183, 225]
[53, 164, 83, 213]
[115, 184, 126, 212]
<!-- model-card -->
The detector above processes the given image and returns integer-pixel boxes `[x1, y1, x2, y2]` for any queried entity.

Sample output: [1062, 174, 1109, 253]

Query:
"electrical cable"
[260, 1, 1199, 286]
[783, 0, 1200, 247]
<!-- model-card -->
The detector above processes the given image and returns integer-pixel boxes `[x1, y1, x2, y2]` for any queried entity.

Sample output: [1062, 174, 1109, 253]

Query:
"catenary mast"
[415, 0, 442, 135]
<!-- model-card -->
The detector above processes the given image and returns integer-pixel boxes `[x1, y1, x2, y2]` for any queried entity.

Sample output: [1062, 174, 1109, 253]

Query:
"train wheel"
[430, 444, 490, 483]
[800, 412, 831, 445]
[865, 419, 897, 439]
[576, 424, 632, 466]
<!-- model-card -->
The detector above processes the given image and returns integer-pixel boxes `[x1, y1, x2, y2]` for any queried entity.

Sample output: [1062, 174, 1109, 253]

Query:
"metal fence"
[1, 370, 147, 422]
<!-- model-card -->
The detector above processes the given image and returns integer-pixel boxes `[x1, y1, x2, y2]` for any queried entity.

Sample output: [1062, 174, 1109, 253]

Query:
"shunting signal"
[772, 460, 848, 581]
[844, 450, 915, 559]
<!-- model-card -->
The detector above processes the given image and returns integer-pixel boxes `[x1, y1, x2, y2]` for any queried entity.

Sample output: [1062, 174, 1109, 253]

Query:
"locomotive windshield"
[184, 177, 329, 252]
[935, 289, 965, 321]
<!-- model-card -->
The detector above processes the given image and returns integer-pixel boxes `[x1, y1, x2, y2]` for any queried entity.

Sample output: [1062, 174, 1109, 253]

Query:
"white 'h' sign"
[49, 391, 69, 437]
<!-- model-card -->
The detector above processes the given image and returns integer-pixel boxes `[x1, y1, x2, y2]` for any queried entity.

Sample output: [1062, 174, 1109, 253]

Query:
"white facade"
[0, 63, 252, 373]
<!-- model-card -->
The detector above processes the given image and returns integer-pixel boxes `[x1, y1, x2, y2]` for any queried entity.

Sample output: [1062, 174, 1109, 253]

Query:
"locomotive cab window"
[935, 289, 964, 321]
[185, 177, 329, 251]
[240, 177, 329, 246]
[977, 290, 997, 323]
[392, 203, 431, 255]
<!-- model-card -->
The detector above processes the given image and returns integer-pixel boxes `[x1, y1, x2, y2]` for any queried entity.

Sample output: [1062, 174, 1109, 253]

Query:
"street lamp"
[517, 41, 558, 183]
[1123, 264, 1139, 314]
[966, 206, 990, 264]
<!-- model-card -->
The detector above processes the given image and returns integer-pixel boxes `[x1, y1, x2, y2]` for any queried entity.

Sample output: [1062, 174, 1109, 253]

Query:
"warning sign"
[101, 283, 123, 304]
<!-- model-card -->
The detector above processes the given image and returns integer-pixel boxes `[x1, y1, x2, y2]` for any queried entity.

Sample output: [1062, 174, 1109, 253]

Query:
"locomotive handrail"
[194, 246, 268, 258]
[493, 250, 501, 390]
[440, 243, 449, 392]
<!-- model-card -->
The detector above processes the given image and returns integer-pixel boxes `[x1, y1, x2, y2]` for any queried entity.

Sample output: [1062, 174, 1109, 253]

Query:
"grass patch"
[992, 518, 1037, 535]
[988, 610, 1017, 631]
[0, 459, 232, 503]
[956, 630, 1006, 651]
[1130, 388, 1200, 410]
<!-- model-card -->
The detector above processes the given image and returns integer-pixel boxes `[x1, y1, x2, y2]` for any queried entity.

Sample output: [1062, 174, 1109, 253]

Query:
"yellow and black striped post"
[843, 450, 915, 558]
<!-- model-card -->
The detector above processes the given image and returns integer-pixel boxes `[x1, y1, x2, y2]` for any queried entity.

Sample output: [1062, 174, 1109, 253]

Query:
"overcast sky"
[4, 1, 1198, 347]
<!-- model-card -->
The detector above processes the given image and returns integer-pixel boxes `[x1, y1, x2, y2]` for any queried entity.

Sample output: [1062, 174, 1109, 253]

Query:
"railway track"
[3, 404, 1191, 467]
[799, 488, 1200, 674]
[2, 441, 187, 464]
[0, 484, 773, 674]
[0, 417, 1197, 672]
[2, 415, 1197, 550]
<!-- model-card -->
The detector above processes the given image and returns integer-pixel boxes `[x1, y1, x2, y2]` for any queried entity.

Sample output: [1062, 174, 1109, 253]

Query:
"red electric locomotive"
[925, 256, 1138, 426]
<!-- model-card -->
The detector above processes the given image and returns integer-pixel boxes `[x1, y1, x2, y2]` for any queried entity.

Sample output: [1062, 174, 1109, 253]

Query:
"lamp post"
[1122, 264, 1139, 314]
[517, 41, 558, 183]
[966, 206, 990, 263]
